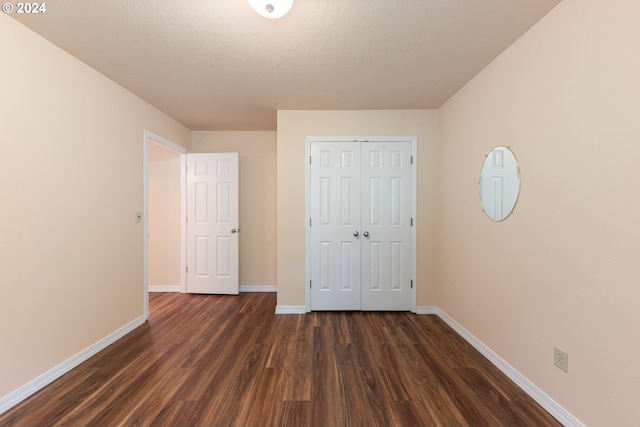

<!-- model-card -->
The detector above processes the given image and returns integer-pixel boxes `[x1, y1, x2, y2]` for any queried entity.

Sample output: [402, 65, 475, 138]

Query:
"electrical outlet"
[554, 347, 568, 373]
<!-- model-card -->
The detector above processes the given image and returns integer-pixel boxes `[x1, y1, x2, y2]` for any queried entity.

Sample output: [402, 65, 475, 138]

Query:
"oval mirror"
[479, 146, 520, 221]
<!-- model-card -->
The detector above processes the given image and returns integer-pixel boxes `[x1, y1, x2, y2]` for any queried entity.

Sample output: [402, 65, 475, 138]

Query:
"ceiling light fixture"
[248, 0, 294, 19]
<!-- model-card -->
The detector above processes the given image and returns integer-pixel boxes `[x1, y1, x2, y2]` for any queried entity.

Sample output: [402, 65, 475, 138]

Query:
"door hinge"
[410, 280, 413, 289]
[411, 217, 413, 226]
[186, 266, 189, 273]
[411, 155, 414, 165]
[310, 218, 312, 226]
[186, 216, 188, 223]
[310, 156, 312, 165]
[310, 280, 312, 288]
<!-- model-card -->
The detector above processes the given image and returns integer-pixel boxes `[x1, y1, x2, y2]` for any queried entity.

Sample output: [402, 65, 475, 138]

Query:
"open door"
[186, 153, 239, 294]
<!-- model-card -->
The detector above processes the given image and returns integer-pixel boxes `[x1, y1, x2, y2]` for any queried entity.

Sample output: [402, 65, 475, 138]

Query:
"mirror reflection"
[479, 146, 520, 221]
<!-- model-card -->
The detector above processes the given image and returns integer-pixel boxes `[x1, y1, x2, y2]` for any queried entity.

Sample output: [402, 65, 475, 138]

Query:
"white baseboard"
[0, 315, 145, 416]
[416, 305, 438, 314]
[434, 308, 583, 427]
[240, 285, 277, 293]
[275, 305, 306, 314]
[149, 286, 180, 292]
[149, 286, 276, 293]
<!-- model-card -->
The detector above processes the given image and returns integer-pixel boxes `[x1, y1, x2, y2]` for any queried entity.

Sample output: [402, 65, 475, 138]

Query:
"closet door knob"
[363, 231, 369, 237]
[231, 228, 238, 234]
[353, 231, 359, 237]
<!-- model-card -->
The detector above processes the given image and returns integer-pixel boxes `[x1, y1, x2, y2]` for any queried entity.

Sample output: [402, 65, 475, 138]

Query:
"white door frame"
[305, 136, 418, 313]
[143, 130, 188, 320]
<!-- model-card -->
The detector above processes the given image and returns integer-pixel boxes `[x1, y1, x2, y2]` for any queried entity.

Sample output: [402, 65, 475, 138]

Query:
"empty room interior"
[1, 0, 639, 425]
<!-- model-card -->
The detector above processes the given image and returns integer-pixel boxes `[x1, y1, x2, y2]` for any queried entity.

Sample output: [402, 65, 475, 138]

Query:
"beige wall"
[148, 142, 182, 290]
[0, 15, 190, 400]
[436, 0, 640, 425]
[192, 131, 277, 288]
[276, 110, 438, 308]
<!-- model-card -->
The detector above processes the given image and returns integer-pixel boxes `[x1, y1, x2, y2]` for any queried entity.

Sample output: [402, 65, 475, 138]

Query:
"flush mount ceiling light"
[248, 0, 294, 19]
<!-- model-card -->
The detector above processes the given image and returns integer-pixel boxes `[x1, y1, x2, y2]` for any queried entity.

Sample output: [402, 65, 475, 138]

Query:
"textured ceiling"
[11, 0, 561, 130]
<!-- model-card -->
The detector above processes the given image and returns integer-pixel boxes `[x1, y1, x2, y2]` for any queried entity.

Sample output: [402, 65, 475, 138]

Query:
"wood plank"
[114, 368, 193, 427]
[388, 400, 438, 427]
[281, 367, 312, 402]
[309, 325, 343, 427]
[276, 401, 310, 427]
[237, 367, 285, 427]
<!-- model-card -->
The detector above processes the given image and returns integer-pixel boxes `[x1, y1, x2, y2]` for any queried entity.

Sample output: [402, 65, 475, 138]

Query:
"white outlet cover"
[554, 347, 568, 372]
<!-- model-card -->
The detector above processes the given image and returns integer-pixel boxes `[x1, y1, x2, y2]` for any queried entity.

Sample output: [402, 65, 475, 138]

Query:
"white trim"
[179, 153, 186, 293]
[434, 308, 584, 427]
[143, 135, 149, 319]
[410, 139, 418, 313]
[240, 285, 277, 293]
[150, 286, 275, 293]
[305, 138, 311, 312]
[305, 136, 418, 313]
[149, 286, 180, 293]
[275, 306, 307, 314]
[145, 131, 189, 154]
[415, 306, 438, 314]
[143, 130, 189, 320]
[0, 315, 145, 416]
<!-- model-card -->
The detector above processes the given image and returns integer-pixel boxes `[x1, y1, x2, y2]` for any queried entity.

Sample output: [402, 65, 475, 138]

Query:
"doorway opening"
[143, 130, 187, 320]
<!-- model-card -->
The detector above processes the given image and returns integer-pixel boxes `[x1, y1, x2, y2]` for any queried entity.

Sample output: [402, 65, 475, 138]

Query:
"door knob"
[363, 231, 369, 237]
[231, 228, 238, 234]
[353, 231, 359, 237]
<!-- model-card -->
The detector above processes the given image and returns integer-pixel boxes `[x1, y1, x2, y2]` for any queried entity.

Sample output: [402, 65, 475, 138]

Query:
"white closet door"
[309, 140, 412, 311]
[186, 153, 239, 295]
[360, 142, 412, 310]
[309, 141, 361, 310]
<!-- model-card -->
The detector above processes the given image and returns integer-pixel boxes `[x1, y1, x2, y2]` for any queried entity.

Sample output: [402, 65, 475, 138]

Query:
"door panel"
[310, 141, 361, 310]
[186, 153, 239, 294]
[361, 142, 412, 310]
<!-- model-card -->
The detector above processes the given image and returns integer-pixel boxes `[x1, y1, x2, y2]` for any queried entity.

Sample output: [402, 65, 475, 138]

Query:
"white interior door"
[309, 141, 361, 310]
[309, 140, 413, 311]
[361, 142, 412, 310]
[186, 153, 239, 294]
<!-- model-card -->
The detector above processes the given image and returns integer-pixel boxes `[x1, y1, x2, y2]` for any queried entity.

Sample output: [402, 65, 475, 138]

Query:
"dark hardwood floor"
[0, 293, 561, 427]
